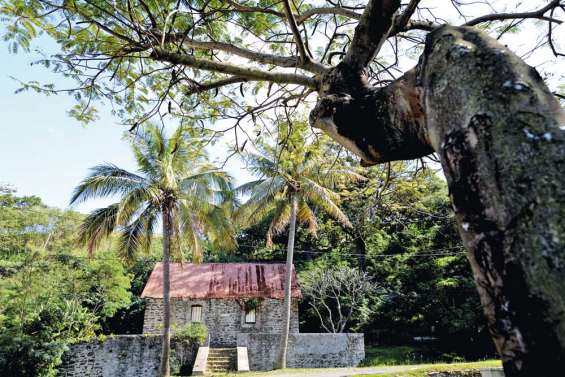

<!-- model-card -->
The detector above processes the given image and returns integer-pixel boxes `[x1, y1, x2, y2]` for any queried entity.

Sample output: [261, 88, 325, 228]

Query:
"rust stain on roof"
[141, 263, 302, 299]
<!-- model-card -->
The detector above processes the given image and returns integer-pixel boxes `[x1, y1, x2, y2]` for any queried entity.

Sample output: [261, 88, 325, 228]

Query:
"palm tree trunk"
[160, 203, 172, 377]
[277, 192, 298, 369]
[355, 236, 366, 271]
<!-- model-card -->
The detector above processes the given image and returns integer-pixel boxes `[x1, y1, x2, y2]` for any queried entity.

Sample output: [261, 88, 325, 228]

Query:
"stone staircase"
[206, 347, 237, 373]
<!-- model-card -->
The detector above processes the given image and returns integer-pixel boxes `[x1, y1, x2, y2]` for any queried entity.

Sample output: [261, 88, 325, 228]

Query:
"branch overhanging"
[151, 48, 319, 89]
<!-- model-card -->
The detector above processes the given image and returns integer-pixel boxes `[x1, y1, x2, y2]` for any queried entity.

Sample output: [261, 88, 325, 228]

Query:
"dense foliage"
[0, 189, 132, 377]
[235, 161, 493, 359]
[0, 146, 495, 377]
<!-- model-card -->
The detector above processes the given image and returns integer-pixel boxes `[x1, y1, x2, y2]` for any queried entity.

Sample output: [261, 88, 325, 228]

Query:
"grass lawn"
[362, 360, 502, 377]
[190, 359, 502, 377]
[176, 346, 501, 376]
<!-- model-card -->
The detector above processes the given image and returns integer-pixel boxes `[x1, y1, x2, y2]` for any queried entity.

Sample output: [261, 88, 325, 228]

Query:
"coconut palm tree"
[70, 124, 235, 377]
[235, 126, 364, 368]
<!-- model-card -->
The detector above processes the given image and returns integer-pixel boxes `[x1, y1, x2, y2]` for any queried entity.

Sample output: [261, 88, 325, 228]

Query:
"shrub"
[174, 322, 208, 345]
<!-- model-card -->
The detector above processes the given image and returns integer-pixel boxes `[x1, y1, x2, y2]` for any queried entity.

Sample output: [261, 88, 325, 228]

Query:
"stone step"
[207, 363, 233, 367]
[207, 363, 234, 368]
[208, 348, 236, 352]
[206, 347, 237, 373]
[207, 359, 234, 364]
[208, 352, 235, 357]
[207, 356, 232, 361]
[208, 353, 235, 358]
[207, 368, 236, 373]
[207, 360, 235, 365]
[207, 364, 235, 369]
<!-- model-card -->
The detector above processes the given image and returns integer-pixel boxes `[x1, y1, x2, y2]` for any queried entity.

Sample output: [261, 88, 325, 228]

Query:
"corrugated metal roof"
[141, 263, 302, 299]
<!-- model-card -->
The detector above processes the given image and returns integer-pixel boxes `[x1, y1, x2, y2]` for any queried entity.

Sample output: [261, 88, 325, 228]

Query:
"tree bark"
[311, 25, 565, 377]
[422, 26, 565, 377]
[160, 203, 172, 377]
[278, 192, 298, 369]
[355, 236, 367, 271]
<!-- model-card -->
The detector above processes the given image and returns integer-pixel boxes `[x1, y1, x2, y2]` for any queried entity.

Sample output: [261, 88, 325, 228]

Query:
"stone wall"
[58, 335, 197, 377]
[237, 333, 365, 371]
[143, 298, 299, 346]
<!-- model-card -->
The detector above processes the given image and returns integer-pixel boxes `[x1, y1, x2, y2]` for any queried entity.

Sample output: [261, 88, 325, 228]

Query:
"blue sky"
[0, 39, 250, 213]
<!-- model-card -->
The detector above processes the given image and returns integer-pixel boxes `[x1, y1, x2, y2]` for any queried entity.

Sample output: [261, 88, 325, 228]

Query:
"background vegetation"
[0, 138, 495, 376]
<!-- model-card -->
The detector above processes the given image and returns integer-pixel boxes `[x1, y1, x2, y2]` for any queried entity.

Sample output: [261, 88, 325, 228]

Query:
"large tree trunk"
[311, 25, 565, 377]
[278, 192, 298, 369]
[160, 203, 172, 377]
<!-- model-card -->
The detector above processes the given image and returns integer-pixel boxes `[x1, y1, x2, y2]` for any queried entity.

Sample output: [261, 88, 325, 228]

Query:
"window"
[244, 308, 256, 324]
[191, 305, 202, 322]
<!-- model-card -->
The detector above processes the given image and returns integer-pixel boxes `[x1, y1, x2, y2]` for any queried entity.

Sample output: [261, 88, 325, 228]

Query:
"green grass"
[178, 360, 502, 376]
[174, 346, 501, 376]
[363, 360, 502, 377]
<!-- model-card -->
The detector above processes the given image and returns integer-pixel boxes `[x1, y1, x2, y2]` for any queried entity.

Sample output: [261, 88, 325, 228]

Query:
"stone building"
[59, 262, 365, 375]
[141, 262, 301, 346]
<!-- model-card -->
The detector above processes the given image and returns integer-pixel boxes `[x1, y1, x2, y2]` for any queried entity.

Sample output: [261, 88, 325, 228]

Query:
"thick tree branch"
[176, 37, 327, 74]
[225, 0, 283, 18]
[343, 0, 401, 69]
[393, 0, 420, 33]
[225, 0, 362, 25]
[150, 48, 318, 89]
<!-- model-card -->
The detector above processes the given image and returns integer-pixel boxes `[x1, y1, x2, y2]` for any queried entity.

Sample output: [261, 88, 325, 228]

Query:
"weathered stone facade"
[58, 335, 197, 377]
[237, 333, 365, 370]
[143, 297, 299, 346]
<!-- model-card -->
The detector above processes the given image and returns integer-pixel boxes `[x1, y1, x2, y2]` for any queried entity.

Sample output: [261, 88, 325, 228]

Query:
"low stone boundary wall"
[58, 335, 197, 377]
[237, 333, 364, 371]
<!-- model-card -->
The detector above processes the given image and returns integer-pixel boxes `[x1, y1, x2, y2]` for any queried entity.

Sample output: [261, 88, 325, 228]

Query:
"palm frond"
[234, 193, 282, 229]
[118, 205, 158, 261]
[243, 151, 279, 178]
[116, 186, 158, 225]
[297, 201, 318, 237]
[302, 178, 352, 227]
[78, 204, 120, 255]
[132, 143, 160, 180]
[198, 205, 238, 251]
[175, 201, 204, 263]
[266, 201, 291, 247]
[312, 167, 366, 189]
[180, 168, 234, 205]
[70, 164, 146, 205]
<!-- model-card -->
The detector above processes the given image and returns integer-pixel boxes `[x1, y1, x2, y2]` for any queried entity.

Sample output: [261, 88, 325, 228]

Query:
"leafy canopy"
[236, 118, 364, 246]
[70, 123, 236, 261]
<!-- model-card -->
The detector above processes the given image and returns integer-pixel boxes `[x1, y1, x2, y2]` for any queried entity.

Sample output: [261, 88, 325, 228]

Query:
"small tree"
[301, 265, 375, 333]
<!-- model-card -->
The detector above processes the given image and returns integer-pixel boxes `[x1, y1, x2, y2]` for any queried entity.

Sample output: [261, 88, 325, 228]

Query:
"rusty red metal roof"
[141, 263, 302, 299]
